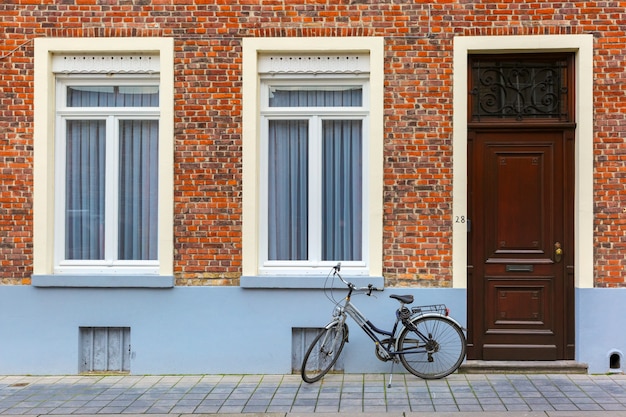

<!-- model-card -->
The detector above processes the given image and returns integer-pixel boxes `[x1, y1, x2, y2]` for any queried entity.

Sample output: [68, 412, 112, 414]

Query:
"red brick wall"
[0, 1, 624, 287]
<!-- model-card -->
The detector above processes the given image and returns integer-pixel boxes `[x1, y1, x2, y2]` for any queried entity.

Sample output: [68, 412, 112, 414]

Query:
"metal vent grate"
[291, 327, 344, 374]
[79, 327, 131, 373]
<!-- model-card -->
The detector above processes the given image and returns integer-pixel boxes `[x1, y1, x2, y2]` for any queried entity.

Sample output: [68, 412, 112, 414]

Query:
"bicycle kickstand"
[387, 361, 396, 388]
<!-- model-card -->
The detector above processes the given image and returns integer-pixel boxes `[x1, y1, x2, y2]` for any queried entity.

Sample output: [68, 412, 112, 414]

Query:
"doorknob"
[554, 242, 563, 263]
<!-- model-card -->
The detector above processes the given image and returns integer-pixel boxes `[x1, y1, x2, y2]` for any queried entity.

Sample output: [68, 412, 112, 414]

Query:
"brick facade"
[1, 1, 624, 287]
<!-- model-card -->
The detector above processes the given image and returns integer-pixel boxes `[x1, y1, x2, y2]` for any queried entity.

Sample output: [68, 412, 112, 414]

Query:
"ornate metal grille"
[470, 58, 569, 121]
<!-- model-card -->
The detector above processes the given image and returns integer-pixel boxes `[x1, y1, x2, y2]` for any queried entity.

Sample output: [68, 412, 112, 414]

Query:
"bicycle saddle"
[390, 294, 414, 304]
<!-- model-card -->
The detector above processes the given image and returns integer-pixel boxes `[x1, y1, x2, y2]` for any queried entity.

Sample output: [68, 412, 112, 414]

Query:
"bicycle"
[301, 263, 466, 386]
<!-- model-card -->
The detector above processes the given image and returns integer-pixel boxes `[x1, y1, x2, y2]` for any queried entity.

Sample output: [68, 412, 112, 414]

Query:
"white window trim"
[33, 37, 174, 286]
[241, 37, 384, 284]
[452, 34, 594, 289]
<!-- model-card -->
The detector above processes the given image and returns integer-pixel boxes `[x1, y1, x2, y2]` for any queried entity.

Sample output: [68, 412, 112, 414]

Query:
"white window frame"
[54, 77, 160, 274]
[241, 37, 384, 285]
[33, 38, 174, 287]
[260, 79, 370, 274]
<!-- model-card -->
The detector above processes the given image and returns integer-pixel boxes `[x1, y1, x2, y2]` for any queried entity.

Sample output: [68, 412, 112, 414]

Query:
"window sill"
[240, 275, 385, 289]
[31, 274, 174, 288]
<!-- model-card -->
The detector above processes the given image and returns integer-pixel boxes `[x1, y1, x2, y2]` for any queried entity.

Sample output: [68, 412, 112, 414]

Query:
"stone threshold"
[459, 360, 589, 374]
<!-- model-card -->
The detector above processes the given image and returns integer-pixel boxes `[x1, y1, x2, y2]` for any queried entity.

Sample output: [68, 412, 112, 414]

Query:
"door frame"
[451, 35, 594, 294]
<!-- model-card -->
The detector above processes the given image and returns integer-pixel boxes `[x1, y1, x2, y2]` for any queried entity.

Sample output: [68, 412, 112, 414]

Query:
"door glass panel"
[470, 57, 569, 121]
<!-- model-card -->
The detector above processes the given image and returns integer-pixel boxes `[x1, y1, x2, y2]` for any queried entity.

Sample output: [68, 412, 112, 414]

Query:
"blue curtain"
[67, 86, 159, 107]
[268, 120, 309, 260]
[65, 120, 106, 260]
[118, 120, 159, 260]
[269, 87, 362, 107]
[322, 120, 363, 261]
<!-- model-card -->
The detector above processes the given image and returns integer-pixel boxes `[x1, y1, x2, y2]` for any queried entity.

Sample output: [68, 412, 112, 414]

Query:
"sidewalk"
[1, 373, 626, 416]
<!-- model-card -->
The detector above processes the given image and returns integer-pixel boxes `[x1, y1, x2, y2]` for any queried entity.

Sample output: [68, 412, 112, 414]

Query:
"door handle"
[554, 242, 563, 263]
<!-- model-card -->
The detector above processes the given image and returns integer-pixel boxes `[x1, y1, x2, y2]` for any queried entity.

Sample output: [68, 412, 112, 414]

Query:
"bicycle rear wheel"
[301, 323, 348, 383]
[397, 315, 466, 379]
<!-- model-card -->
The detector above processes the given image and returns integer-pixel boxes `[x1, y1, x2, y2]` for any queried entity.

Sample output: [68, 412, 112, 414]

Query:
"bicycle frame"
[333, 290, 439, 360]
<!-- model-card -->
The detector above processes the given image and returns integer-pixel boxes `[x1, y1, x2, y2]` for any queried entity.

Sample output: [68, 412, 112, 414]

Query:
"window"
[56, 81, 159, 272]
[262, 83, 366, 267]
[33, 38, 174, 286]
[241, 38, 384, 282]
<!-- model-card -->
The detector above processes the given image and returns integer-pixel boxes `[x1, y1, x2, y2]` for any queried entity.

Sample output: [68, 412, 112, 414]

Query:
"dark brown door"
[467, 128, 575, 360]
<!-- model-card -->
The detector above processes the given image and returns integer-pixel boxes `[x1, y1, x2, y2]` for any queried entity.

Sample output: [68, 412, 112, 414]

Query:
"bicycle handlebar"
[332, 263, 382, 296]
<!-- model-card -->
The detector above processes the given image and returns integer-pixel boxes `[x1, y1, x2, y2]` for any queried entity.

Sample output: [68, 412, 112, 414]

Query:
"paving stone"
[4, 373, 626, 415]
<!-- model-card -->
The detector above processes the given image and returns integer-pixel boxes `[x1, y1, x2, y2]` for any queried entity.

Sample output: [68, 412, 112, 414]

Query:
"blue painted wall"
[576, 288, 626, 374]
[0, 286, 464, 375]
[1, 286, 623, 375]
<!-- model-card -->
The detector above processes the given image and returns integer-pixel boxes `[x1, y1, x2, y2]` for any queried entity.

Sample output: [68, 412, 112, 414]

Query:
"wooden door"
[467, 128, 575, 360]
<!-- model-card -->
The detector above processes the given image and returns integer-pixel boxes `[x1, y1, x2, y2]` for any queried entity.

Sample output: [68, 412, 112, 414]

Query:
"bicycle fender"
[323, 320, 338, 329]
[395, 313, 465, 351]
[324, 320, 349, 342]
[401, 313, 466, 333]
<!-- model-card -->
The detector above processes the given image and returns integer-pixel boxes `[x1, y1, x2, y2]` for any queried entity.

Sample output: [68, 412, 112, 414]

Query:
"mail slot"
[506, 264, 534, 272]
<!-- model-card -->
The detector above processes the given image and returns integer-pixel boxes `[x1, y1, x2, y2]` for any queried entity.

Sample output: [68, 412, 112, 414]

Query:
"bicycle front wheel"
[398, 315, 466, 379]
[301, 323, 348, 383]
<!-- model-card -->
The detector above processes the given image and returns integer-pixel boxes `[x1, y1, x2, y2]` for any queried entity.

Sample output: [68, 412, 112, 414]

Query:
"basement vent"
[80, 327, 131, 373]
[291, 327, 344, 374]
